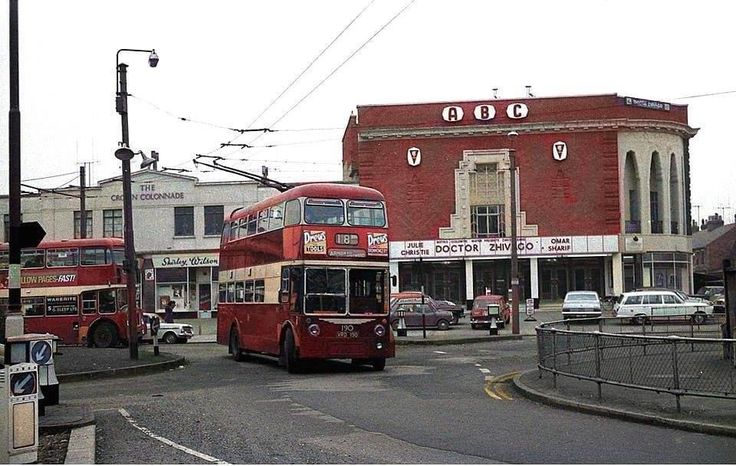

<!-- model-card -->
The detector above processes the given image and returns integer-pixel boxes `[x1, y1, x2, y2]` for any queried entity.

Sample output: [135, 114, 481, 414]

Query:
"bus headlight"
[374, 324, 386, 337]
[308, 324, 320, 336]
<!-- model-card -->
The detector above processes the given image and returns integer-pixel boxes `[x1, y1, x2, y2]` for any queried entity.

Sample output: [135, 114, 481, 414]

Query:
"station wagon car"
[614, 290, 713, 325]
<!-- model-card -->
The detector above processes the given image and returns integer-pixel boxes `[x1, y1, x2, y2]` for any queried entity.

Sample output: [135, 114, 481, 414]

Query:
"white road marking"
[118, 408, 229, 464]
[433, 350, 447, 354]
[479, 368, 491, 374]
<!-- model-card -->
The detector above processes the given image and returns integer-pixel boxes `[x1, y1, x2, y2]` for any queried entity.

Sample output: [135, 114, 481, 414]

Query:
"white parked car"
[562, 291, 602, 319]
[142, 313, 194, 344]
[615, 290, 713, 325]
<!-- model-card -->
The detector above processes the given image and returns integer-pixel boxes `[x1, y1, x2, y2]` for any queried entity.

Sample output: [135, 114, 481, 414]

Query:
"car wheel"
[634, 314, 647, 325]
[371, 358, 386, 371]
[283, 327, 302, 374]
[437, 319, 450, 331]
[163, 332, 178, 344]
[471, 324, 477, 330]
[692, 313, 706, 325]
[390, 320, 399, 331]
[229, 328, 245, 362]
[91, 322, 118, 348]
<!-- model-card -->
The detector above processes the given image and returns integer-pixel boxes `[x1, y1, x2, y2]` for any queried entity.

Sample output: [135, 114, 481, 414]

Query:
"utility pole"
[4, 0, 22, 344]
[80, 165, 87, 239]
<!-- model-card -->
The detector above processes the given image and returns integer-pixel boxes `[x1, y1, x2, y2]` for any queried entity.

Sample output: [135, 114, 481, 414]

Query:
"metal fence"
[536, 316, 736, 411]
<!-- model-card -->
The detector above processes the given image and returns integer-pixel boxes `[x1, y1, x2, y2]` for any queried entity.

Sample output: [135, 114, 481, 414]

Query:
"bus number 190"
[337, 324, 358, 338]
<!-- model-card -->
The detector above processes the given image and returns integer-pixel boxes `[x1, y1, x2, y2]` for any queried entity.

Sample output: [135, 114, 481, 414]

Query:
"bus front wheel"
[229, 328, 245, 362]
[91, 322, 119, 348]
[283, 328, 302, 374]
[371, 358, 386, 371]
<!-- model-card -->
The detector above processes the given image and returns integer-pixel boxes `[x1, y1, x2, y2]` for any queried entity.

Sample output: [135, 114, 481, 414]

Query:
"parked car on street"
[614, 290, 714, 325]
[694, 285, 726, 313]
[389, 298, 454, 331]
[470, 295, 510, 329]
[390, 291, 464, 324]
[562, 291, 602, 319]
[142, 313, 194, 344]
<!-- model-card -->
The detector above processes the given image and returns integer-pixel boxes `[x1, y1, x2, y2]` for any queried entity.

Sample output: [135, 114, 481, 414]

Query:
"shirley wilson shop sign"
[390, 235, 619, 259]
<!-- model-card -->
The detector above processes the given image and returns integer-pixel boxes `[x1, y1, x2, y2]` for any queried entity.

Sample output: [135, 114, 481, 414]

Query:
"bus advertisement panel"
[217, 183, 395, 372]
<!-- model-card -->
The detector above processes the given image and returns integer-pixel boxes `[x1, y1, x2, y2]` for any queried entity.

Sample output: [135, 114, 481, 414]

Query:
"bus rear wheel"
[283, 327, 302, 374]
[91, 322, 118, 348]
[229, 328, 245, 362]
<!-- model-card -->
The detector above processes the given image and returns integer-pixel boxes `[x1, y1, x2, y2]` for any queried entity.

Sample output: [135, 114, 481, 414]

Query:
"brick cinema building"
[342, 94, 698, 308]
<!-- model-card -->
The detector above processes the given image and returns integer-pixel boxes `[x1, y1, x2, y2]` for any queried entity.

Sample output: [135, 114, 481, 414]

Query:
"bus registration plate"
[337, 325, 358, 338]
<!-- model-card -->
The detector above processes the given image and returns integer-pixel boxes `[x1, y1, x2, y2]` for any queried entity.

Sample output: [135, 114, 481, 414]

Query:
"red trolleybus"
[0, 238, 143, 347]
[217, 183, 394, 372]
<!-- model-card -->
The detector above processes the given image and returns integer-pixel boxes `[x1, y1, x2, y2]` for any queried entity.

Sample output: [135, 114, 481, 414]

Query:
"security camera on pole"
[115, 48, 159, 360]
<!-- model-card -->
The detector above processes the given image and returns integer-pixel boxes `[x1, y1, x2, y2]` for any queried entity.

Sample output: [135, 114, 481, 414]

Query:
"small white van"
[614, 290, 713, 325]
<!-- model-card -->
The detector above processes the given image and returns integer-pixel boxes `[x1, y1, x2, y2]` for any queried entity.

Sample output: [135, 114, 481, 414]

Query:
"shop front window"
[156, 267, 187, 309]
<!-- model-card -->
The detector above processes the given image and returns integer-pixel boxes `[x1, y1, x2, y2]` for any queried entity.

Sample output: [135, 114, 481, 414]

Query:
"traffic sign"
[10, 371, 37, 397]
[30, 341, 52, 366]
[19, 221, 46, 248]
[150, 316, 160, 335]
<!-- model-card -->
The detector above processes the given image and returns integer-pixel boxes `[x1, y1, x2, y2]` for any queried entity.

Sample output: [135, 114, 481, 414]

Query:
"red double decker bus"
[217, 183, 394, 372]
[0, 238, 143, 347]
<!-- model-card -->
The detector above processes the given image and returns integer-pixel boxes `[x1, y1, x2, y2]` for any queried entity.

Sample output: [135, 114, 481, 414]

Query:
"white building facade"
[2, 170, 276, 318]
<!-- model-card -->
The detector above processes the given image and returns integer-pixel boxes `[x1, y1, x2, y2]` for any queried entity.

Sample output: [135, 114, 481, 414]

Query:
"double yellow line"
[483, 372, 519, 400]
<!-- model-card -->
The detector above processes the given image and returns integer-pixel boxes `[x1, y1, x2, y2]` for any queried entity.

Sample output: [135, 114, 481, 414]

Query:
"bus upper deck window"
[347, 200, 386, 227]
[284, 200, 301, 226]
[304, 198, 344, 225]
[20, 249, 44, 268]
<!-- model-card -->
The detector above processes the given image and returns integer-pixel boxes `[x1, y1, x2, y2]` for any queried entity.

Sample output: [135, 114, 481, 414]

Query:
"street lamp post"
[115, 48, 158, 360]
[508, 131, 520, 335]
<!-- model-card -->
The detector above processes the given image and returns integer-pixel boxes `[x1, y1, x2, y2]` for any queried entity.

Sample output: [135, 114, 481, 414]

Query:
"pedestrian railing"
[536, 316, 736, 412]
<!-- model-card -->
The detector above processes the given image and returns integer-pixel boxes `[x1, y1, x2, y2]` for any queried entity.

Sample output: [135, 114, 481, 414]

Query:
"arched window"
[649, 152, 663, 234]
[624, 151, 640, 233]
[669, 154, 680, 234]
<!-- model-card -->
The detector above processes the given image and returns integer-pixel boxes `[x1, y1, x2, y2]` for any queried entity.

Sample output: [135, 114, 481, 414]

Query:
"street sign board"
[30, 341, 52, 366]
[9, 371, 37, 397]
[19, 221, 46, 248]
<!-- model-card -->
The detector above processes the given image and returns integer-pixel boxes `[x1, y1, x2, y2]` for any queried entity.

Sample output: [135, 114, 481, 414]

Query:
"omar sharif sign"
[390, 235, 618, 259]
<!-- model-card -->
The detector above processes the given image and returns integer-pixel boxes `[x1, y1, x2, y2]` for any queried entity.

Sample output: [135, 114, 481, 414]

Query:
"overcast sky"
[0, 0, 734, 223]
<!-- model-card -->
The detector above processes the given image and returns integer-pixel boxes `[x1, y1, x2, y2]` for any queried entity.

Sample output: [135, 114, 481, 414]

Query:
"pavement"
[35, 308, 736, 463]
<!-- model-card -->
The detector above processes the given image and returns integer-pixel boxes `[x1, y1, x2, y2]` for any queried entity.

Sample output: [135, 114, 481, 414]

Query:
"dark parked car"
[389, 298, 454, 331]
[470, 295, 510, 329]
[390, 291, 464, 324]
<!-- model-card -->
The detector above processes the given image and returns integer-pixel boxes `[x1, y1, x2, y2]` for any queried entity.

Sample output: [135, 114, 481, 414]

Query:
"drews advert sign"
[390, 235, 618, 259]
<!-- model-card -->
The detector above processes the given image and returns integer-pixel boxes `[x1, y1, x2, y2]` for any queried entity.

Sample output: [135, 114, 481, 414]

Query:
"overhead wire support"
[20, 183, 80, 199]
[193, 155, 292, 192]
